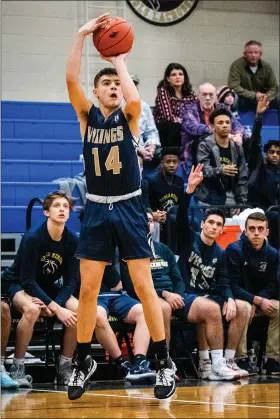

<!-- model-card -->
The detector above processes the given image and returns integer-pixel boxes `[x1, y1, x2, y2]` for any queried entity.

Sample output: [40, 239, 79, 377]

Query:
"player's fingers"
[97, 13, 110, 21]
[196, 163, 203, 173]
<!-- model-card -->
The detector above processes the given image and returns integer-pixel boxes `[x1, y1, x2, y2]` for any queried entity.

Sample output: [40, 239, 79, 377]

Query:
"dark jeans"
[157, 121, 181, 150]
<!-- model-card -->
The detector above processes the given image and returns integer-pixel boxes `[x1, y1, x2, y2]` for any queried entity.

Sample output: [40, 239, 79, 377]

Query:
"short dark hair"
[245, 212, 268, 228]
[264, 140, 280, 153]
[161, 147, 180, 159]
[94, 68, 118, 87]
[203, 208, 226, 226]
[245, 40, 262, 48]
[43, 190, 75, 212]
[209, 108, 232, 125]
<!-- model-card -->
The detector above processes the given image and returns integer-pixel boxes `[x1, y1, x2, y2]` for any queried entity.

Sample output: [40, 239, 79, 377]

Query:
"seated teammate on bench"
[1, 191, 80, 387]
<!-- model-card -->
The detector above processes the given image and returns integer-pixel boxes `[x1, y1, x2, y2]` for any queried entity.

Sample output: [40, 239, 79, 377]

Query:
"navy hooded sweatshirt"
[226, 232, 279, 303]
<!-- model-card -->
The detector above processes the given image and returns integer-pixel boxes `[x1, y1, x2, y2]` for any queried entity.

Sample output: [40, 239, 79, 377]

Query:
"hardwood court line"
[29, 388, 279, 410]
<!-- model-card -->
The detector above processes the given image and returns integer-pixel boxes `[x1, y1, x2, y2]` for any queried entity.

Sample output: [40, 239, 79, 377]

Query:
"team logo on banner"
[126, 0, 199, 26]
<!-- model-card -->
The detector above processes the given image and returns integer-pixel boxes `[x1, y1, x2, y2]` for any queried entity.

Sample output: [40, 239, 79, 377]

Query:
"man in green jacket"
[228, 40, 279, 111]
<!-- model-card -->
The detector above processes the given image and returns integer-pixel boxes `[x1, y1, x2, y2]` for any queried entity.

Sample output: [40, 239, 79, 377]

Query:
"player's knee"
[130, 304, 145, 323]
[206, 303, 221, 322]
[23, 304, 41, 323]
[80, 281, 99, 298]
[161, 302, 172, 320]
[270, 300, 279, 317]
[133, 281, 153, 299]
[236, 300, 250, 319]
[96, 311, 108, 328]
[1, 301, 11, 323]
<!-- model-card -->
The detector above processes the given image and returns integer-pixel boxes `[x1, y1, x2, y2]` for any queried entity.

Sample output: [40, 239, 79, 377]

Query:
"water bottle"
[249, 348, 259, 373]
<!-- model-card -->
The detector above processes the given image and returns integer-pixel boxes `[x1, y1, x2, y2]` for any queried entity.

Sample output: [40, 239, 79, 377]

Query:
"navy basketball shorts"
[176, 293, 226, 320]
[4, 283, 22, 303]
[97, 291, 140, 320]
[4, 283, 66, 307]
[76, 196, 154, 262]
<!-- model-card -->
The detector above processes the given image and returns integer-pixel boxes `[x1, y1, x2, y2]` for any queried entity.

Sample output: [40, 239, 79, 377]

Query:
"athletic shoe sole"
[154, 378, 176, 400]
[208, 373, 241, 381]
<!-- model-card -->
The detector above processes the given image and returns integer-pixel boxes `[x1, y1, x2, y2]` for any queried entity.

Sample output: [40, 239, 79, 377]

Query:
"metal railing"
[26, 197, 43, 231]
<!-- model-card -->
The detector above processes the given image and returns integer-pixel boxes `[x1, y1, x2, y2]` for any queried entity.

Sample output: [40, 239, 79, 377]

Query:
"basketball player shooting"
[66, 14, 176, 401]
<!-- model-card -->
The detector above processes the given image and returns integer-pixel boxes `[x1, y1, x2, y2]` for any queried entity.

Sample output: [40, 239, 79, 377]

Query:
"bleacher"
[1, 100, 279, 236]
[1, 101, 85, 235]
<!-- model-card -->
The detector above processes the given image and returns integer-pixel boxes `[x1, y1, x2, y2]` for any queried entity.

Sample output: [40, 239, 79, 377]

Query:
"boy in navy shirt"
[226, 212, 279, 375]
[146, 147, 184, 242]
[66, 13, 175, 400]
[177, 165, 249, 380]
[1, 191, 80, 387]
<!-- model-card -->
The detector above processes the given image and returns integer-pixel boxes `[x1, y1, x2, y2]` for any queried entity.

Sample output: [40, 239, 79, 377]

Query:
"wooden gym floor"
[2, 377, 279, 418]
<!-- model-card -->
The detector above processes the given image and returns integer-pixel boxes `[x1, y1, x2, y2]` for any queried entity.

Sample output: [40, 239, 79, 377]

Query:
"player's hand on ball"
[78, 13, 110, 36]
[100, 50, 131, 63]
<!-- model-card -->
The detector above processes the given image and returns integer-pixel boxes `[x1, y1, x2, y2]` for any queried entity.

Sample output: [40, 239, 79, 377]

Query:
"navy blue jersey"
[83, 105, 141, 197]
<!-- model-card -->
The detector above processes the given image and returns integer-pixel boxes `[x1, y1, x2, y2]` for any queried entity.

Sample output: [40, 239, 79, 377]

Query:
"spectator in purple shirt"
[180, 83, 245, 182]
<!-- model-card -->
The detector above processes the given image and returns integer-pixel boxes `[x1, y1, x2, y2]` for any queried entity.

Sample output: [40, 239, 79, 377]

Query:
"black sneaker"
[154, 358, 176, 400]
[68, 356, 97, 400]
[237, 358, 259, 376]
[263, 358, 280, 375]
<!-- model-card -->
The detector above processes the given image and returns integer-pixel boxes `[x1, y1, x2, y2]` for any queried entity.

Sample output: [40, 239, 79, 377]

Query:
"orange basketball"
[92, 17, 134, 57]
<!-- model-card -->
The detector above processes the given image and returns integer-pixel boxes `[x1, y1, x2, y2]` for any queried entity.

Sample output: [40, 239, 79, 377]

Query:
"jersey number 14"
[92, 146, 122, 176]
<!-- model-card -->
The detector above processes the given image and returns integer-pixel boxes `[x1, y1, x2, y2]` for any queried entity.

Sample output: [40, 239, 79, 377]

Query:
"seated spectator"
[228, 40, 279, 111]
[154, 63, 197, 149]
[130, 74, 161, 175]
[181, 83, 245, 180]
[195, 108, 248, 211]
[95, 264, 155, 383]
[1, 191, 80, 387]
[1, 301, 19, 388]
[226, 212, 279, 375]
[176, 165, 249, 380]
[146, 147, 184, 242]
[121, 210, 185, 346]
[247, 96, 279, 249]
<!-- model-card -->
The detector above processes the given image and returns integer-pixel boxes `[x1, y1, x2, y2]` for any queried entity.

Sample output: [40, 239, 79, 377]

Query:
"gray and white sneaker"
[9, 364, 33, 388]
[57, 359, 73, 385]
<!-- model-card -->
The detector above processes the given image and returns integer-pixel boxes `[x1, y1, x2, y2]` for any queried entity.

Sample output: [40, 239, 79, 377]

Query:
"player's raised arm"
[102, 53, 141, 122]
[66, 14, 110, 120]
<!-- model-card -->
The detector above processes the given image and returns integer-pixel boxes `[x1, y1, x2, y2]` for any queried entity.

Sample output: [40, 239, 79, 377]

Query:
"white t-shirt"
[249, 66, 258, 74]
